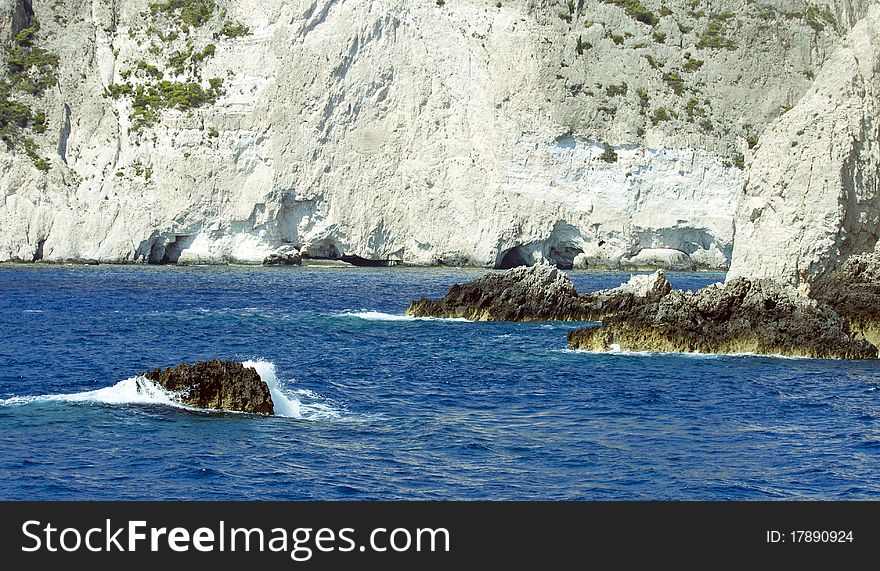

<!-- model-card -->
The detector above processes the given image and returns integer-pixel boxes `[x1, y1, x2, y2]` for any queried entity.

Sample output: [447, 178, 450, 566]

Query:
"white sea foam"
[241, 360, 341, 420]
[339, 311, 469, 322]
[0, 360, 342, 419]
[0, 376, 183, 408]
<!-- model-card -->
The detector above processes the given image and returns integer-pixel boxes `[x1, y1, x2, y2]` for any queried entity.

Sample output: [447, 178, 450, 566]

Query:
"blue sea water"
[0, 265, 878, 500]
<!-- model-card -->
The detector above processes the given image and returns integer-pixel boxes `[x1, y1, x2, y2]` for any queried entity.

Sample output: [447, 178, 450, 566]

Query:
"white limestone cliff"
[0, 0, 871, 268]
[728, 3, 880, 284]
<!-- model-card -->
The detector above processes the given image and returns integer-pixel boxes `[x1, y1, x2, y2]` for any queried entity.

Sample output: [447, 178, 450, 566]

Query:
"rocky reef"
[263, 252, 302, 266]
[405, 264, 670, 321]
[568, 278, 877, 359]
[811, 253, 880, 348]
[406, 262, 878, 359]
[143, 360, 274, 415]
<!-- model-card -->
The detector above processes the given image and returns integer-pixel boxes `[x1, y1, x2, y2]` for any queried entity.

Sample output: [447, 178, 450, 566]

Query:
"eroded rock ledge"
[568, 278, 877, 360]
[405, 264, 669, 322]
[143, 360, 274, 415]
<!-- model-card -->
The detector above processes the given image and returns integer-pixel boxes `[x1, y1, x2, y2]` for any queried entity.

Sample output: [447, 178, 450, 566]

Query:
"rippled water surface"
[1, 265, 878, 499]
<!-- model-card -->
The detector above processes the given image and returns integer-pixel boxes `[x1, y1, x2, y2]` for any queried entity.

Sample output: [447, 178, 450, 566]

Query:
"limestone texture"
[1, 1, 873, 270]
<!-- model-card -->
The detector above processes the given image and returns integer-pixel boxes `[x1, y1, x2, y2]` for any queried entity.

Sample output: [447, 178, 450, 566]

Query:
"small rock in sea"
[263, 252, 302, 266]
[143, 360, 274, 415]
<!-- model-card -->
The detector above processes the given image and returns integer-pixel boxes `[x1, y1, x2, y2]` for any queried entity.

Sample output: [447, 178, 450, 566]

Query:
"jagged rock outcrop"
[407, 263, 594, 321]
[810, 252, 880, 346]
[263, 252, 302, 266]
[143, 360, 274, 415]
[405, 263, 670, 321]
[568, 278, 877, 359]
[0, 1, 871, 268]
[728, 4, 880, 284]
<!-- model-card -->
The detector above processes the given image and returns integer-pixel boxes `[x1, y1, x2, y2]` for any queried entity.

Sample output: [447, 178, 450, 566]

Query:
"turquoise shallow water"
[1, 265, 879, 499]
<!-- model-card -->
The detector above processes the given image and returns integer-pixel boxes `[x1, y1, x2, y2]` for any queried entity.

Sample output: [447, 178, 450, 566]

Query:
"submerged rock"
[263, 252, 302, 266]
[143, 360, 274, 415]
[811, 253, 880, 347]
[568, 278, 877, 359]
[405, 264, 671, 321]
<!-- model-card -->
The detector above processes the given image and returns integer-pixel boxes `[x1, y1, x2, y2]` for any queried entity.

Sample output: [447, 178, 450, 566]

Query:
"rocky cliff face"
[728, 3, 880, 283]
[0, 0, 871, 268]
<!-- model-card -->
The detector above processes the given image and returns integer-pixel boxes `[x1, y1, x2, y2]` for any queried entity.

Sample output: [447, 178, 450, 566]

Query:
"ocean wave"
[337, 310, 470, 322]
[0, 376, 184, 408]
[0, 360, 341, 420]
[241, 360, 341, 420]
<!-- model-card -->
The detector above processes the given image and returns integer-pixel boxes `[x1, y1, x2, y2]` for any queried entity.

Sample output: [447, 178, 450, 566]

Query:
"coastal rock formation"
[1, 1, 872, 268]
[263, 252, 302, 266]
[406, 263, 671, 321]
[728, 4, 880, 284]
[407, 264, 592, 321]
[143, 360, 274, 415]
[811, 253, 880, 346]
[568, 278, 877, 359]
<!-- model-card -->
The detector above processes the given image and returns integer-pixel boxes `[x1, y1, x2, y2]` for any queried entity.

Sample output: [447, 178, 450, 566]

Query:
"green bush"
[0, 20, 58, 154]
[218, 21, 250, 38]
[682, 58, 703, 71]
[136, 60, 163, 78]
[5, 20, 60, 96]
[0, 86, 34, 144]
[662, 71, 685, 95]
[599, 143, 618, 163]
[643, 54, 661, 69]
[129, 78, 223, 130]
[651, 107, 671, 125]
[601, 0, 659, 27]
[605, 83, 628, 97]
[23, 137, 49, 171]
[697, 16, 736, 49]
[149, 0, 217, 28]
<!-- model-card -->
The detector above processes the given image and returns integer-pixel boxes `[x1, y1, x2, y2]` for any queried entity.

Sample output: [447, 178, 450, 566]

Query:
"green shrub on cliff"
[129, 78, 224, 130]
[697, 14, 737, 49]
[599, 143, 618, 163]
[218, 21, 250, 38]
[5, 20, 59, 96]
[149, 0, 217, 28]
[23, 137, 49, 171]
[0, 19, 58, 168]
[601, 0, 659, 27]
[0, 85, 34, 145]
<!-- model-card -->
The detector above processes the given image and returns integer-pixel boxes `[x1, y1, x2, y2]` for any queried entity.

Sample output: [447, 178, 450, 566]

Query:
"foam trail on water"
[339, 310, 469, 322]
[0, 376, 183, 408]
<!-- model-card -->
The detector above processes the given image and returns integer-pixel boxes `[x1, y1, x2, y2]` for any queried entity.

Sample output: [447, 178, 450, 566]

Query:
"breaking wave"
[0, 360, 340, 420]
[338, 310, 469, 322]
